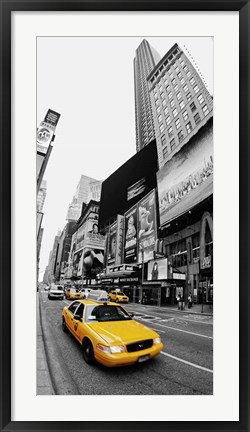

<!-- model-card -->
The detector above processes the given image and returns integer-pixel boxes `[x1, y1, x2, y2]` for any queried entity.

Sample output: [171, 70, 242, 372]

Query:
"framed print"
[0, 1, 249, 431]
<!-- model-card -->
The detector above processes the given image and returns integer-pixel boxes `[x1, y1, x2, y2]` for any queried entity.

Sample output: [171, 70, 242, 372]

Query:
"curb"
[37, 294, 55, 395]
[134, 303, 213, 317]
[39, 294, 80, 395]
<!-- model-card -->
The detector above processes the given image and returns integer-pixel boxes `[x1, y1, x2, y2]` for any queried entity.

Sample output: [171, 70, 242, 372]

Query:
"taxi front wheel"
[82, 339, 95, 365]
[62, 318, 67, 333]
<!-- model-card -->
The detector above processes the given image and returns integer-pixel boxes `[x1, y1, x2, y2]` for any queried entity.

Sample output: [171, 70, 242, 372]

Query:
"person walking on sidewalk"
[188, 293, 192, 309]
[181, 294, 185, 310]
[176, 293, 181, 310]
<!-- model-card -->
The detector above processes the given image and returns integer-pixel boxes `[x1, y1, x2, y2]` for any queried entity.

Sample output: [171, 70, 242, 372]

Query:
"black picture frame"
[0, 1, 249, 431]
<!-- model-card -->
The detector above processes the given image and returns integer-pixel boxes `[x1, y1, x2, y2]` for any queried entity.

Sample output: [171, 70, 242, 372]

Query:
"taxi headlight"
[110, 345, 125, 354]
[96, 344, 111, 354]
[153, 337, 161, 345]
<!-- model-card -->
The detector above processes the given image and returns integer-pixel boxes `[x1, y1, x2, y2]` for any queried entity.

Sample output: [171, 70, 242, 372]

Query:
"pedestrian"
[188, 293, 192, 309]
[176, 293, 181, 310]
[181, 294, 185, 310]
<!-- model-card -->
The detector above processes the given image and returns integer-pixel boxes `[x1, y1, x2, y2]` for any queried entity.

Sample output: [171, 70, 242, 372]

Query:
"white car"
[48, 285, 64, 300]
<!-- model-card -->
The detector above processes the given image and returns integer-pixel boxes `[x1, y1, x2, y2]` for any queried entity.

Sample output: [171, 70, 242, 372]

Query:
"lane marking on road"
[160, 351, 213, 374]
[150, 327, 166, 334]
[126, 307, 213, 325]
[135, 317, 212, 339]
[63, 300, 70, 305]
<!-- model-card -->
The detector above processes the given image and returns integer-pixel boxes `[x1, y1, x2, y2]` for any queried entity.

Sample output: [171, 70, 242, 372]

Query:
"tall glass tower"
[134, 39, 161, 152]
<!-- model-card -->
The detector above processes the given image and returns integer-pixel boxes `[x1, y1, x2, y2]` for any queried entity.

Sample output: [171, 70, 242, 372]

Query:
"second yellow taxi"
[65, 288, 83, 300]
[108, 289, 129, 304]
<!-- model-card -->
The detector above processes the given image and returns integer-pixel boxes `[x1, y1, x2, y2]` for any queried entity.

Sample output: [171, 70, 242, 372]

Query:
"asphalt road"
[39, 291, 213, 395]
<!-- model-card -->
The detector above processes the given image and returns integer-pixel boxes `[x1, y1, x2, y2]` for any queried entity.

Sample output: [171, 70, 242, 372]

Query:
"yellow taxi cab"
[62, 291, 163, 367]
[108, 289, 129, 304]
[65, 288, 83, 300]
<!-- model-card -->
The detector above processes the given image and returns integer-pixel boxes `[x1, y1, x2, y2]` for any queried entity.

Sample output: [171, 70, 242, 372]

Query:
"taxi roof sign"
[87, 290, 109, 302]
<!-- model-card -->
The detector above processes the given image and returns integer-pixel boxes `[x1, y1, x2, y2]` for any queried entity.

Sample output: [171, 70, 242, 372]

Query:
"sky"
[37, 36, 213, 280]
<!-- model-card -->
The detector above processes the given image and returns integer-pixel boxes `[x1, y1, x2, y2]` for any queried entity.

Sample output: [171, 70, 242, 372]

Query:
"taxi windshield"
[118, 292, 125, 296]
[85, 305, 131, 323]
[71, 289, 79, 293]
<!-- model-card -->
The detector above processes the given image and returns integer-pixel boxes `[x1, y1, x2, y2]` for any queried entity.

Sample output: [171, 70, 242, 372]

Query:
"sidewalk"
[137, 302, 213, 316]
[36, 293, 55, 395]
[160, 302, 213, 316]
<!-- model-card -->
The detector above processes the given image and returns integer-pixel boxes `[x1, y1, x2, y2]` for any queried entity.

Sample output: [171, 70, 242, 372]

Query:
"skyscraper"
[134, 39, 161, 152]
[66, 175, 101, 222]
[147, 43, 213, 168]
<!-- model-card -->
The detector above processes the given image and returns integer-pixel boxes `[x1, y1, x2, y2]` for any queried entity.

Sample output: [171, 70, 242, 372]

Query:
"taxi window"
[68, 302, 80, 314]
[85, 305, 131, 322]
[75, 303, 84, 318]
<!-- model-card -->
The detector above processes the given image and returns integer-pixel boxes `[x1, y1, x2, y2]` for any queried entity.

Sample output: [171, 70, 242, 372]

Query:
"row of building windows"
[159, 98, 210, 135]
[154, 73, 199, 103]
[160, 103, 210, 159]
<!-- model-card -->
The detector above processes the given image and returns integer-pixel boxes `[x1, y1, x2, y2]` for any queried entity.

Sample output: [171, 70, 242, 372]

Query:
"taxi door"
[65, 302, 81, 333]
[71, 303, 85, 343]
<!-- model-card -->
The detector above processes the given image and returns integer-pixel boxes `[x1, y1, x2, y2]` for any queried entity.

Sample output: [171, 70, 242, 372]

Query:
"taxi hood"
[88, 319, 158, 345]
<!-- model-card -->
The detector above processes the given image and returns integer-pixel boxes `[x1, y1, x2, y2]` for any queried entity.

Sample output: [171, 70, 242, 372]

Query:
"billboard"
[147, 258, 168, 281]
[138, 190, 157, 263]
[75, 222, 86, 251]
[157, 119, 213, 227]
[107, 222, 117, 265]
[44, 109, 61, 127]
[37, 122, 54, 155]
[127, 178, 145, 201]
[85, 232, 105, 249]
[82, 248, 104, 277]
[124, 206, 137, 263]
[37, 109, 60, 155]
[72, 249, 83, 277]
[115, 215, 124, 265]
[99, 139, 158, 226]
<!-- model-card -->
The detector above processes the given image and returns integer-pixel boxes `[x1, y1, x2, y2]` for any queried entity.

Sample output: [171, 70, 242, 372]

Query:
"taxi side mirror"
[74, 315, 82, 321]
[129, 312, 134, 318]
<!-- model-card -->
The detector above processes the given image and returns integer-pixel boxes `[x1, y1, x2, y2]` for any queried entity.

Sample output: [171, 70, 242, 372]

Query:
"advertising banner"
[107, 222, 117, 265]
[68, 231, 77, 270]
[72, 249, 83, 277]
[37, 121, 55, 155]
[147, 258, 168, 281]
[75, 222, 86, 251]
[157, 121, 213, 227]
[82, 248, 104, 277]
[85, 232, 105, 250]
[37, 109, 60, 155]
[138, 190, 157, 263]
[44, 109, 61, 127]
[86, 211, 99, 233]
[115, 215, 124, 265]
[124, 206, 137, 263]
[127, 178, 145, 201]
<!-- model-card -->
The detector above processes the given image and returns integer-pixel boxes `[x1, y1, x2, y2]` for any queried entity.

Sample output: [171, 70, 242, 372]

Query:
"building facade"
[147, 43, 213, 169]
[66, 201, 105, 287]
[37, 180, 47, 212]
[134, 39, 161, 152]
[66, 175, 101, 222]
